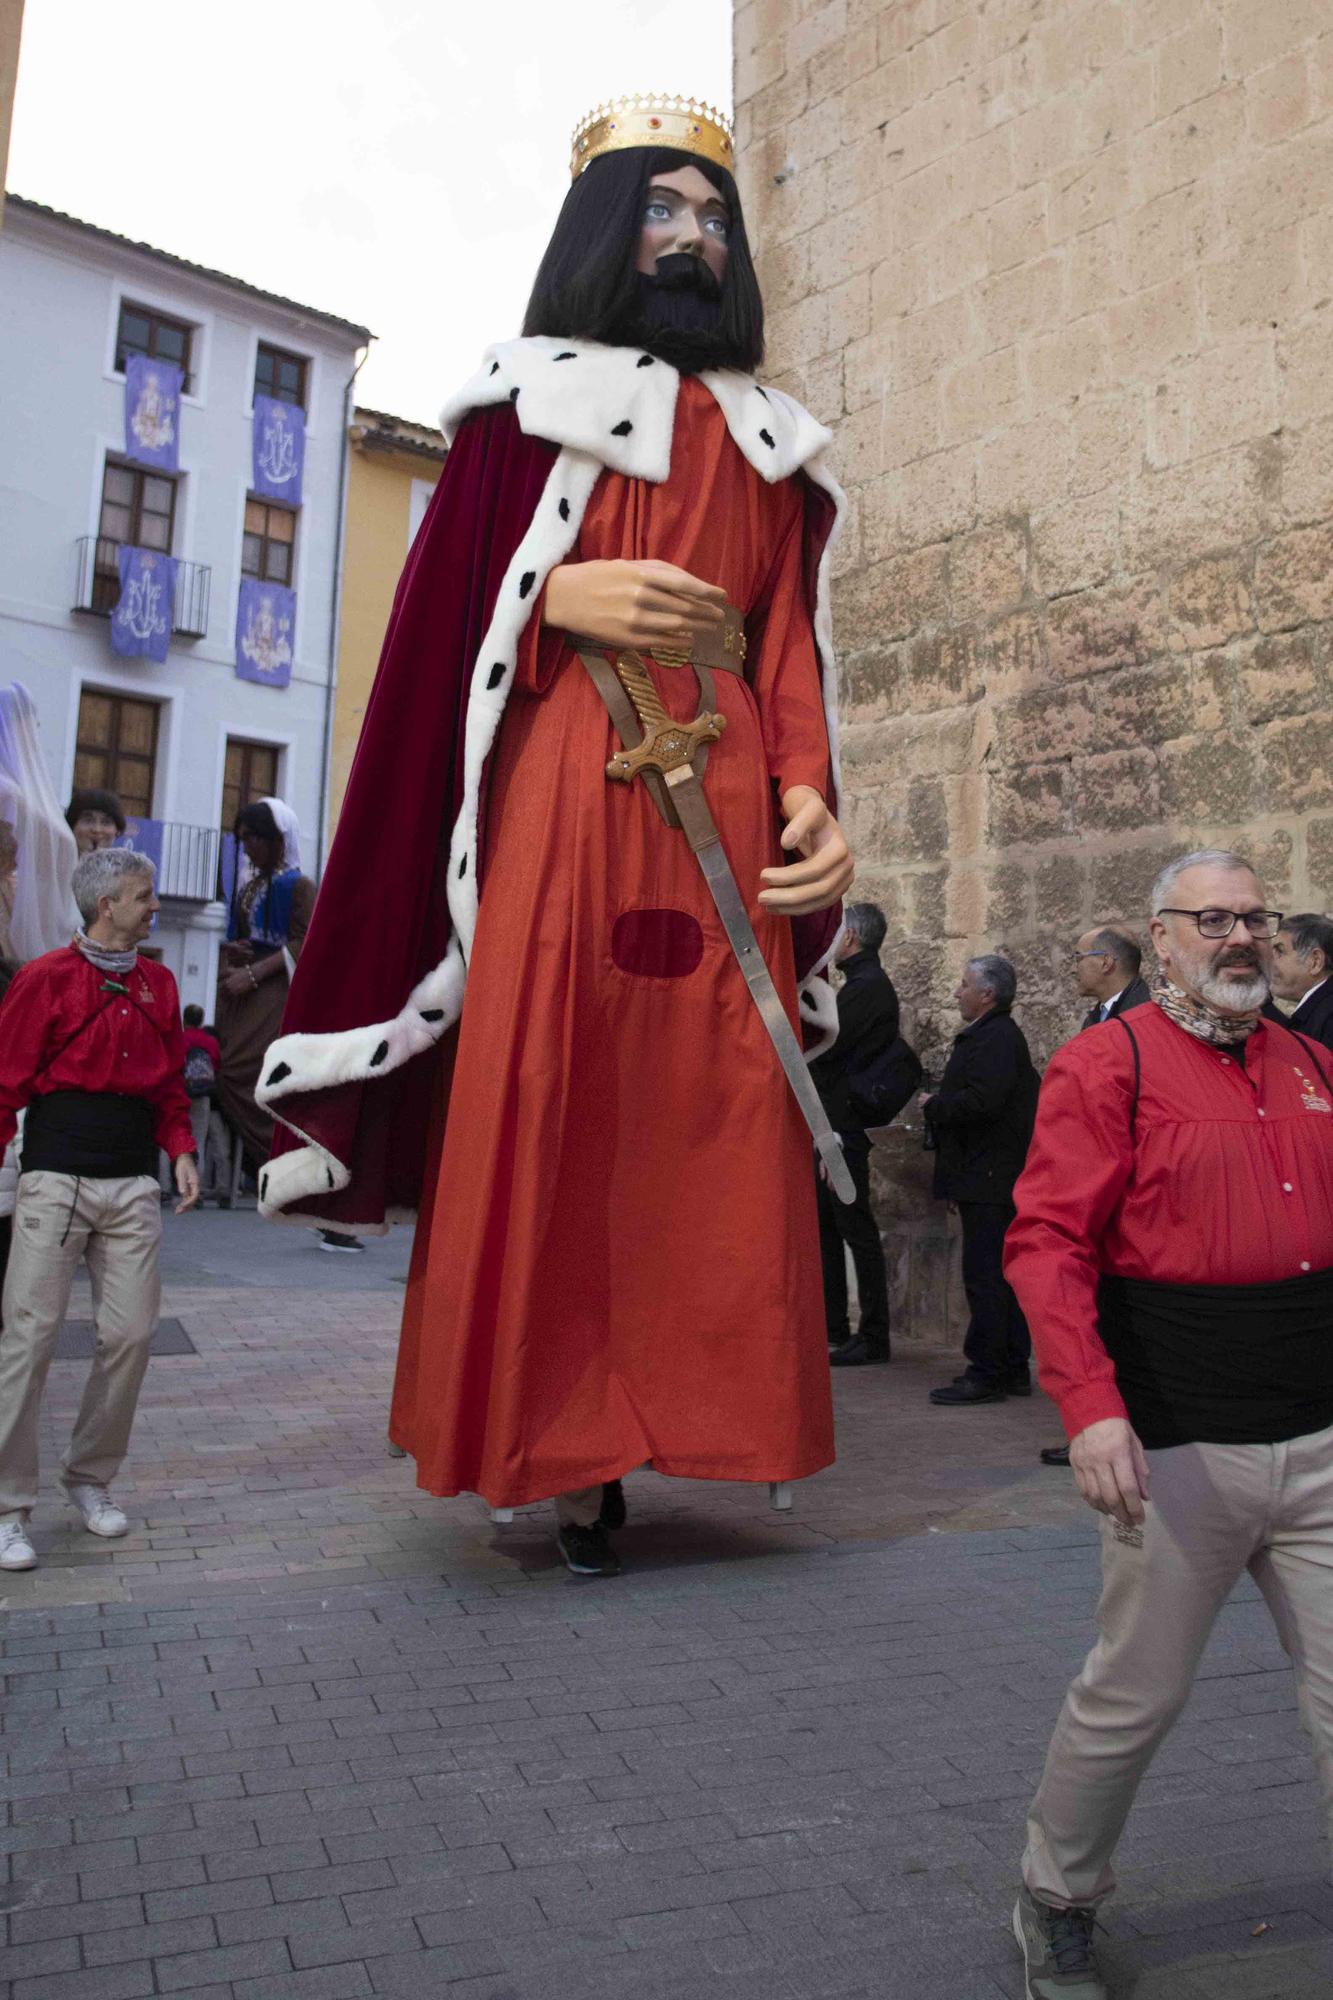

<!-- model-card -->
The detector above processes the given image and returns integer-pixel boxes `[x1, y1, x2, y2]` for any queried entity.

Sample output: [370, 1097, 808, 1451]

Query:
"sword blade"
[694, 837, 857, 1206]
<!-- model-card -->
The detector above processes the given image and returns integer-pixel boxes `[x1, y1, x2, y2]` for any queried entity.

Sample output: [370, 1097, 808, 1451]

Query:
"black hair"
[522, 148, 764, 373]
[66, 787, 126, 835]
[1280, 912, 1333, 970]
[1087, 927, 1142, 978]
[183, 1002, 204, 1027]
[235, 801, 280, 844]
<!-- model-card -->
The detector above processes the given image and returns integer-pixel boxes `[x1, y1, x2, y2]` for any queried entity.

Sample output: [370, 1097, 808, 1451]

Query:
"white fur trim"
[260, 337, 844, 1212]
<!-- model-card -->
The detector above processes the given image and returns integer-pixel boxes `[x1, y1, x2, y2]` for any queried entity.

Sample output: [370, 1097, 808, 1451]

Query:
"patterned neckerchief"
[72, 930, 138, 976]
[1151, 969, 1261, 1048]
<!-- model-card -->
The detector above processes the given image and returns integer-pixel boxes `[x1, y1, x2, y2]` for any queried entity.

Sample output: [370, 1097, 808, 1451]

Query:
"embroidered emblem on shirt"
[1292, 1063, 1331, 1113]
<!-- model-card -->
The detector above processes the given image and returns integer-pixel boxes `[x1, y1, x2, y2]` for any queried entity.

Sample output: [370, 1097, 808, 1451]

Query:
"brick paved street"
[2, 1210, 1330, 1999]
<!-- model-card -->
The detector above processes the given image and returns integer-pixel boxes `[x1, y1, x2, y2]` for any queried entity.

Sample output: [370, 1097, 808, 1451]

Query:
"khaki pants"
[0, 1171, 162, 1517]
[556, 1486, 603, 1528]
[1024, 1424, 1333, 1908]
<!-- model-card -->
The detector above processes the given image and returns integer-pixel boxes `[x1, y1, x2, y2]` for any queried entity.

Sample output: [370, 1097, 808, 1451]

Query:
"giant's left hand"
[758, 786, 854, 916]
[173, 1153, 201, 1215]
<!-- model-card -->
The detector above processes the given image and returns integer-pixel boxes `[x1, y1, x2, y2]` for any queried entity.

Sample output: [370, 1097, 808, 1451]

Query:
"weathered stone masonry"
[734, 0, 1333, 1340]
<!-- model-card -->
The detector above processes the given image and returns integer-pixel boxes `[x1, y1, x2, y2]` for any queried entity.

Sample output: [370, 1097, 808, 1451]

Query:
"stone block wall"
[734, 0, 1333, 1342]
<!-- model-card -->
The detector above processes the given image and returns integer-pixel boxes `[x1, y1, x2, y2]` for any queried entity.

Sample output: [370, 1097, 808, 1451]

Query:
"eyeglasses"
[1156, 907, 1284, 939]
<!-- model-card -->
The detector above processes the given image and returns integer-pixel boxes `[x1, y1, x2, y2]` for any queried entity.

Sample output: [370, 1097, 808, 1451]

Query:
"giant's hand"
[173, 1153, 201, 1216]
[758, 786, 854, 916]
[544, 559, 727, 654]
[1069, 1416, 1150, 1529]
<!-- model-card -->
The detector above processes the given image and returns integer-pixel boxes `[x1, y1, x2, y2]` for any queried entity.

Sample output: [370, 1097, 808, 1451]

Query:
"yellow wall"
[0, 0, 26, 231]
[328, 444, 440, 831]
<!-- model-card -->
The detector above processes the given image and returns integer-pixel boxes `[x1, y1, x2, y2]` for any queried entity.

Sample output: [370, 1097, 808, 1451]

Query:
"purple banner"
[110, 545, 176, 663]
[252, 394, 305, 505]
[235, 578, 295, 688]
[124, 354, 182, 472]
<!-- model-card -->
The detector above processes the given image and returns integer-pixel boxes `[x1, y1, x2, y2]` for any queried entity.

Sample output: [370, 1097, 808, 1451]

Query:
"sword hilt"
[605, 649, 725, 786]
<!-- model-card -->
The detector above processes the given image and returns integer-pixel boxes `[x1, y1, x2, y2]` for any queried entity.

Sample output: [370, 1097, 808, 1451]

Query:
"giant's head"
[523, 95, 763, 375]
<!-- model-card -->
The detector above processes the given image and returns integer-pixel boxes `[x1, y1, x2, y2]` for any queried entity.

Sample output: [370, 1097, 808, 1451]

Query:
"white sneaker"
[63, 1483, 129, 1538]
[0, 1519, 37, 1569]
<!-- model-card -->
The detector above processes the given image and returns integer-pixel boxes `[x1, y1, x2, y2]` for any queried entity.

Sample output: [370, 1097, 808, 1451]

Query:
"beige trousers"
[555, 1485, 603, 1528]
[1024, 1424, 1333, 1908]
[0, 1171, 162, 1517]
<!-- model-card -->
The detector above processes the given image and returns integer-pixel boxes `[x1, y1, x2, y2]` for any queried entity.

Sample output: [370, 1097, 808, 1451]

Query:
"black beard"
[606, 254, 741, 374]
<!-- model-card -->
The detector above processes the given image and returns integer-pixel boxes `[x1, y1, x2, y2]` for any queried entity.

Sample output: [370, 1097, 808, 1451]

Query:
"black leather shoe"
[598, 1480, 627, 1530]
[930, 1376, 1006, 1405]
[1040, 1443, 1072, 1467]
[830, 1338, 890, 1367]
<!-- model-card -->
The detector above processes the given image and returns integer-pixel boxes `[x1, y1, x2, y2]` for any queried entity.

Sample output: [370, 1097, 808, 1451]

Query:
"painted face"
[1150, 865, 1274, 1013]
[73, 810, 120, 854]
[240, 828, 283, 870]
[635, 164, 731, 284]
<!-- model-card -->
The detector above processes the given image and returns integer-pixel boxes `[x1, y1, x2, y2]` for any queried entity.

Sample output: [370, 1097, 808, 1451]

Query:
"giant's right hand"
[543, 559, 727, 654]
[1069, 1416, 1150, 1529]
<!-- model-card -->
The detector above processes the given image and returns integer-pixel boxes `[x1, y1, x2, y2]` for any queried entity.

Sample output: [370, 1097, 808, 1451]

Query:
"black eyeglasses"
[1156, 907, 1284, 939]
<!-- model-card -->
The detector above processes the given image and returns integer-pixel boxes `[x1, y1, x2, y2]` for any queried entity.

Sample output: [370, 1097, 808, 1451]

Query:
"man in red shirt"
[1002, 849, 1333, 2000]
[0, 849, 199, 1572]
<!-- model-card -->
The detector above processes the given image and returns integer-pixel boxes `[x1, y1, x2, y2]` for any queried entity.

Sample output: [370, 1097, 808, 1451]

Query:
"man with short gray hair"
[0, 848, 198, 1572]
[1271, 911, 1333, 1050]
[923, 953, 1039, 1407]
[1004, 849, 1333, 1999]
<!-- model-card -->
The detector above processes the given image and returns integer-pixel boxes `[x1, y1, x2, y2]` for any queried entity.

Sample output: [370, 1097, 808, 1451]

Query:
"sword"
[598, 648, 856, 1206]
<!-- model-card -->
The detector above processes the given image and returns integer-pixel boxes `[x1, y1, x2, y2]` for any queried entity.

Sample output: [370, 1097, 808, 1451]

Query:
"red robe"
[391, 380, 835, 1503]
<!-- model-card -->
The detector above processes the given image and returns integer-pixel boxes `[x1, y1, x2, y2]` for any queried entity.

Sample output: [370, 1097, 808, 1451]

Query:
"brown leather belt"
[571, 602, 746, 830]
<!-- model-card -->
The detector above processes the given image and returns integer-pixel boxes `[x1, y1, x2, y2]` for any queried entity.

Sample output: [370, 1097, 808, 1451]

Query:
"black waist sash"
[1098, 1267, 1333, 1449]
[22, 1091, 157, 1180]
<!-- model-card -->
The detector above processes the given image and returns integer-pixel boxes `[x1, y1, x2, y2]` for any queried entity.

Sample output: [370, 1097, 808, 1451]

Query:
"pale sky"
[8, 0, 733, 424]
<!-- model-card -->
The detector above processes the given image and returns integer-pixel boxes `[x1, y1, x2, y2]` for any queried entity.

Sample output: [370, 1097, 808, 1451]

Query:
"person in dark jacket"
[1271, 913, 1333, 1050]
[924, 955, 1039, 1406]
[810, 903, 897, 1366]
[1072, 925, 1150, 1031]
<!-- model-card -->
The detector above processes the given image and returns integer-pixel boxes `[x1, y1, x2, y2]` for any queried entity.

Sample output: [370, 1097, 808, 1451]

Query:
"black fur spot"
[555, 350, 577, 361]
[266, 1061, 292, 1087]
[457, 854, 468, 879]
[519, 571, 535, 598]
[259, 1172, 268, 1202]
[759, 428, 775, 449]
[419, 1008, 445, 1023]
[509, 386, 520, 403]
[370, 1040, 389, 1067]
[756, 385, 769, 401]
[326, 1167, 335, 1188]
[611, 419, 633, 437]
[636, 354, 655, 368]
[559, 498, 570, 521]
[487, 662, 505, 689]
[489, 361, 500, 375]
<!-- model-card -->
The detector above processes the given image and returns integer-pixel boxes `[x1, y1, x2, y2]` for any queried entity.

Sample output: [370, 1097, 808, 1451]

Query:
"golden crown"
[570, 94, 735, 182]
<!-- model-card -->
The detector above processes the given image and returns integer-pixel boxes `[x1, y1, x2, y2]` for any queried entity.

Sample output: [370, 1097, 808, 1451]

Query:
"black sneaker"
[557, 1521, 621, 1577]
[1012, 1885, 1106, 1997]
[598, 1480, 627, 1531]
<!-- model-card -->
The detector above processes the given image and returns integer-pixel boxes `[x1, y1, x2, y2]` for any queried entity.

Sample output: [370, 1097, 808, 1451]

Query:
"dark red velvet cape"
[268, 401, 839, 1227]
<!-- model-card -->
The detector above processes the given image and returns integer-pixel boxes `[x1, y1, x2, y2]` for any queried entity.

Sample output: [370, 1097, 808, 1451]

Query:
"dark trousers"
[959, 1199, 1029, 1383]
[816, 1131, 890, 1354]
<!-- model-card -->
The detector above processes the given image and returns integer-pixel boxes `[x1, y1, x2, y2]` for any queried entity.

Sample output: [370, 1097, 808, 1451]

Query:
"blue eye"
[645, 201, 671, 222]
[706, 217, 730, 240]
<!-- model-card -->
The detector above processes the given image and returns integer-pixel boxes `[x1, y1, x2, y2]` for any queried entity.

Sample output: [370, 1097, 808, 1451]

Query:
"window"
[241, 498, 296, 585]
[115, 302, 194, 395]
[93, 459, 178, 611]
[254, 343, 307, 409]
[222, 738, 280, 832]
[74, 690, 159, 820]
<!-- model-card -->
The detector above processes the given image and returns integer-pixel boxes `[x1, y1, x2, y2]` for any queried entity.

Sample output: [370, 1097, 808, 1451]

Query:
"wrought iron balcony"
[72, 536, 211, 639]
[116, 818, 222, 903]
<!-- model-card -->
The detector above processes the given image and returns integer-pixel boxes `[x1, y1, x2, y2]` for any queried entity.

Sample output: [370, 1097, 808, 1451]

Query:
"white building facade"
[0, 197, 370, 1007]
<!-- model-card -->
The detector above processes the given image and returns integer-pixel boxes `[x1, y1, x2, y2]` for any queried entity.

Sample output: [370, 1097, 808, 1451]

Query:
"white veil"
[0, 683, 80, 961]
[257, 796, 302, 874]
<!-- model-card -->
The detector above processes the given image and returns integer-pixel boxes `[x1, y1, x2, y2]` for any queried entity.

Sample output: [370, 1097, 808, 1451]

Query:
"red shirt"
[1004, 1005, 1333, 1441]
[0, 945, 194, 1160]
[183, 1025, 221, 1067]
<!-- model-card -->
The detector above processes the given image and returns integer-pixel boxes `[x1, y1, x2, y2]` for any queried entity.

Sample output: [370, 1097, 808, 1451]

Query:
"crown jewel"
[570, 94, 735, 182]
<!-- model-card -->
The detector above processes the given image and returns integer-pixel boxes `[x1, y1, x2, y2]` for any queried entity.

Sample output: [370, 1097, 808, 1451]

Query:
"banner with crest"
[252, 394, 305, 506]
[124, 355, 182, 472]
[110, 546, 176, 663]
[235, 578, 295, 688]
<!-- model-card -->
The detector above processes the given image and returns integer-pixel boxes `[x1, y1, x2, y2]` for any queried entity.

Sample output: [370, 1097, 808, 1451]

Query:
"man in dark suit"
[811, 904, 897, 1366]
[1041, 926, 1150, 1464]
[924, 957, 1040, 1406]
[1271, 913, 1333, 1050]
[1073, 925, 1150, 1030]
